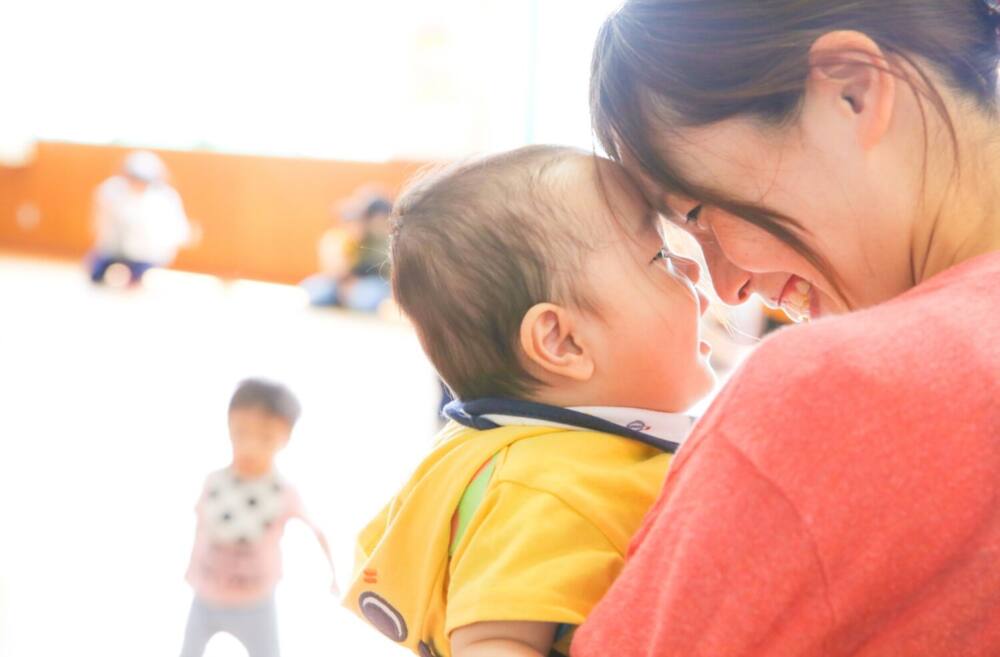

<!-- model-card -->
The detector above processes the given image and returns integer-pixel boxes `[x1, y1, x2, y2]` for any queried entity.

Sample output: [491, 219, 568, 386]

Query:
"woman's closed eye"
[685, 204, 703, 226]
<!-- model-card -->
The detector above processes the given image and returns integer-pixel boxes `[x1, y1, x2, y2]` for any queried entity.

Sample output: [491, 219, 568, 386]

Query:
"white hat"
[122, 150, 166, 183]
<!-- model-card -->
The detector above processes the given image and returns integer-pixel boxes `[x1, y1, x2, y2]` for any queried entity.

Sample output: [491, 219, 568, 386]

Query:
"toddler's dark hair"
[229, 378, 301, 426]
[390, 145, 596, 401]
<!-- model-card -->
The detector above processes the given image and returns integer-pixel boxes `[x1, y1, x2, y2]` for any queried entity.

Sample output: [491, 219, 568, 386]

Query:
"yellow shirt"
[345, 419, 671, 657]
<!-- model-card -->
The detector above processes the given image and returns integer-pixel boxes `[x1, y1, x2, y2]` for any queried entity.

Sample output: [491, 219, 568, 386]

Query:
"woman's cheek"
[709, 213, 774, 269]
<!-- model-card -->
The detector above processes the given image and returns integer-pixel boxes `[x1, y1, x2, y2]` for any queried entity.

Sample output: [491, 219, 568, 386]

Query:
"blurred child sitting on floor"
[88, 150, 194, 286]
[301, 187, 393, 313]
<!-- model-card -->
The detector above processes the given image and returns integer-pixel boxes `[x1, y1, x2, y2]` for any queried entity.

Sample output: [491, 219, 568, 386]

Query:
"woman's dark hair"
[591, 0, 1000, 298]
[229, 378, 301, 426]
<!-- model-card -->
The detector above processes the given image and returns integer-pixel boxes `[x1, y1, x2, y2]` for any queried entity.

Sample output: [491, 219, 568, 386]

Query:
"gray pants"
[180, 595, 280, 657]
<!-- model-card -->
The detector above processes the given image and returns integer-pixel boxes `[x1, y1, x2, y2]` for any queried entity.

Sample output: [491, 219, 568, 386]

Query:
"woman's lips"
[778, 275, 814, 322]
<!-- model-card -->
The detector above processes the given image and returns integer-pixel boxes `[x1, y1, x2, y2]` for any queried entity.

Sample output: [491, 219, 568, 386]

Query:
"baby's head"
[227, 378, 301, 477]
[391, 145, 715, 413]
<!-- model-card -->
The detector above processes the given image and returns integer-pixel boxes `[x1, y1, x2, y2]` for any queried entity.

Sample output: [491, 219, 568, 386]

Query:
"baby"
[345, 146, 714, 657]
[180, 378, 337, 657]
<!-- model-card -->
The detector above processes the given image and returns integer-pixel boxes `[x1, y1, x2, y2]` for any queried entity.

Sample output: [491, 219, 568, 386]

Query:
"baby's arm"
[313, 528, 340, 595]
[451, 621, 556, 657]
[289, 491, 340, 595]
[300, 520, 338, 595]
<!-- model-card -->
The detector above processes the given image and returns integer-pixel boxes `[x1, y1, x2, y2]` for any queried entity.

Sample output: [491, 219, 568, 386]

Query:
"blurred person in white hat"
[88, 150, 194, 285]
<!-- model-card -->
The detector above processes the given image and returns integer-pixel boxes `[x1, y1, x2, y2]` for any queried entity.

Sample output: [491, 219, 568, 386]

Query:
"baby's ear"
[519, 303, 595, 382]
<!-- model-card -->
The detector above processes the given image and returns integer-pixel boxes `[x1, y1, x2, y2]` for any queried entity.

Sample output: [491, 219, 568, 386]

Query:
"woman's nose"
[703, 244, 753, 305]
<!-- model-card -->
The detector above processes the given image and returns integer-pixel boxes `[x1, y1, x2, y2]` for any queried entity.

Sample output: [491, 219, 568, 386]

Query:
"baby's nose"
[674, 255, 702, 285]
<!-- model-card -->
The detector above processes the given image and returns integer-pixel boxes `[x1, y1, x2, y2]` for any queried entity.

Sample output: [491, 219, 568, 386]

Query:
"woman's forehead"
[561, 156, 657, 245]
[615, 146, 678, 207]
[617, 117, 774, 209]
[617, 159, 689, 222]
[594, 158, 659, 215]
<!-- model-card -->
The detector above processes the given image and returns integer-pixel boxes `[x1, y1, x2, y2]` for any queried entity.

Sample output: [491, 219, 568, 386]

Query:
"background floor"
[0, 254, 437, 657]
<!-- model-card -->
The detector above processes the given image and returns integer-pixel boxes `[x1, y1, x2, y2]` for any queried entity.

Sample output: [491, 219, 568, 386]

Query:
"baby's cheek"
[624, 336, 676, 384]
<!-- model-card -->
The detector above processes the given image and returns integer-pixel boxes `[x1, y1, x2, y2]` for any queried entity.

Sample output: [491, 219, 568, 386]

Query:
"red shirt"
[572, 252, 1000, 657]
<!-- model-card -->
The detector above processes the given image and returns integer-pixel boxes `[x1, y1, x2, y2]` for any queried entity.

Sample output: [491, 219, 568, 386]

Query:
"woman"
[573, 1, 1000, 656]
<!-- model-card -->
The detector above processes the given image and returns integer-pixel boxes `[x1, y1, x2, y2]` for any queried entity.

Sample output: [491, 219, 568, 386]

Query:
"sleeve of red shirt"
[572, 432, 835, 657]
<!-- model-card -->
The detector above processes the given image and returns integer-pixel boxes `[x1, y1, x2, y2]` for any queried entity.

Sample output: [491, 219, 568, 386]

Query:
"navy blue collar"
[444, 398, 686, 453]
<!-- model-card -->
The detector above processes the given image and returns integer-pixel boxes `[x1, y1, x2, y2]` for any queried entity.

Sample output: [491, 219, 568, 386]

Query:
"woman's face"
[626, 105, 919, 320]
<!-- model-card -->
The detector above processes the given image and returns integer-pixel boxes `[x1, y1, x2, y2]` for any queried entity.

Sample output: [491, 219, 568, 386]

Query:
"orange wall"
[0, 142, 425, 283]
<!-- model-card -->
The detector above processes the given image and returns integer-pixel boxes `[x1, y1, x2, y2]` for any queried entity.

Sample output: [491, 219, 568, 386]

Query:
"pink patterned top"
[185, 468, 305, 606]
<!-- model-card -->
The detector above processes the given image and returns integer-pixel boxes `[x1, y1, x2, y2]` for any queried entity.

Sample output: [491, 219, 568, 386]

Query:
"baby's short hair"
[229, 378, 301, 426]
[390, 145, 597, 401]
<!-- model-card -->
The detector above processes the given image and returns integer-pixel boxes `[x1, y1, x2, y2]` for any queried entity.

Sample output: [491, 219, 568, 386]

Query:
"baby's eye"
[685, 204, 703, 226]
[650, 247, 672, 265]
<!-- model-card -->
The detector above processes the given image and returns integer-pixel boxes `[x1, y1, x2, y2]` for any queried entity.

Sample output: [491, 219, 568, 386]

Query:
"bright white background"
[0, 0, 621, 161]
[0, 255, 441, 657]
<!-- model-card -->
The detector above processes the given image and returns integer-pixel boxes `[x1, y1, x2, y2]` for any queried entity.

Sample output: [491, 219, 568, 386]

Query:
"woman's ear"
[806, 30, 896, 150]
[519, 303, 595, 382]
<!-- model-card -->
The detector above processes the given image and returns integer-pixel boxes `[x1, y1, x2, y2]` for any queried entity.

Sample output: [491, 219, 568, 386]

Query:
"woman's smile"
[774, 275, 822, 322]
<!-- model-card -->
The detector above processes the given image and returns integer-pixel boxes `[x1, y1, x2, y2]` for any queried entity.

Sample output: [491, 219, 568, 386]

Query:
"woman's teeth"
[782, 280, 812, 322]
